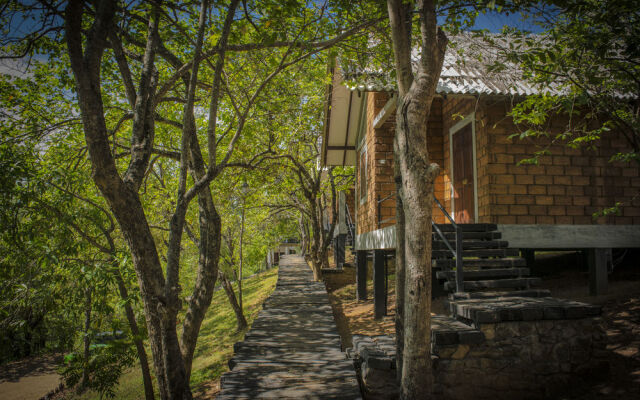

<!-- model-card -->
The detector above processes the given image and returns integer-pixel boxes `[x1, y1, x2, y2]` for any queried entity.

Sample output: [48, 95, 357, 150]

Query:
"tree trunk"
[238, 203, 245, 312]
[81, 287, 92, 391]
[66, 2, 189, 397]
[113, 262, 155, 400]
[394, 160, 406, 382]
[219, 271, 247, 331]
[386, 1, 448, 398]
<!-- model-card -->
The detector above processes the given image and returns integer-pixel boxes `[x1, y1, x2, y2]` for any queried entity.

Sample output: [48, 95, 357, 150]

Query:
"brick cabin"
[347, 91, 640, 232]
[321, 34, 640, 293]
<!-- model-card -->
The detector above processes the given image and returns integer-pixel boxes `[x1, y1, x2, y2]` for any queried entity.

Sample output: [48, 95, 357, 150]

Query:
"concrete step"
[436, 267, 530, 281]
[443, 277, 541, 292]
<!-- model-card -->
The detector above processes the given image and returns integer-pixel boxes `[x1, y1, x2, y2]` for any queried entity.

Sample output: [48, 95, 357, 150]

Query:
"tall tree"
[386, 1, 446, 397]
[382, 1, 531, 398]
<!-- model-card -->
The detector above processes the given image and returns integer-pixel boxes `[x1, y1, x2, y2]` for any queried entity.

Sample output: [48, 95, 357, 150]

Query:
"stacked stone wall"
[351, 312, 607, 400]
[433, 318, 606, 399]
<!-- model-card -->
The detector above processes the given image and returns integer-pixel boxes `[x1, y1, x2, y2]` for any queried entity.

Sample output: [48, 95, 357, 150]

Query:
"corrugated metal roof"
[342, 33, 563, 96]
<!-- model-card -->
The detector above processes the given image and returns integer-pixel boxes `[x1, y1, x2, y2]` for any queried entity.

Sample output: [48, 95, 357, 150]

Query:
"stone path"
[217, 255, 361, 399]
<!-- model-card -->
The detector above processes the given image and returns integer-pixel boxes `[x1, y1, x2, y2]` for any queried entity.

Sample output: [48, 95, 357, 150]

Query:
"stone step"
[246, 326, 340, 338]
[251, 312, 336, 325]
[448, 296, 602, 326]
[257, 305, 334, 314]
[229, 354, 351, 370]
[234, 340, 343, 353]
[221, 366, 359, 386]
[432, 240, 509, 250]
[443, 277, 541, 292]
[432, 248, 520, 259]
[434, 257, 527, 269]
[448, 289, 551, 300]
[436, 268, 530, 281]
[217, 380, 361, 400]
[218, 254, 360, 399]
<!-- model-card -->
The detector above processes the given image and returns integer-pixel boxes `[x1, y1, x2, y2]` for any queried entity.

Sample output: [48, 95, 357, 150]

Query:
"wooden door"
[452, 124, 475, 223]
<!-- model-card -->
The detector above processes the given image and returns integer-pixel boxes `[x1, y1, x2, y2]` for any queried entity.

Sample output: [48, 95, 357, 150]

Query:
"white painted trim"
[358, 145, 367, 205]
[355, 225, 396, 250]
[373, 94, 397, 128]
[355, 92, 368, 151]
[355, 224, 640, 250]
[498, 224, 640, 249]
[448, 112, 478, 223]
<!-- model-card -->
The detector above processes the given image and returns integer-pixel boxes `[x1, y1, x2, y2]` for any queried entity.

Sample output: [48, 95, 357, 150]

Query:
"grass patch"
[67, 267, 278, 400]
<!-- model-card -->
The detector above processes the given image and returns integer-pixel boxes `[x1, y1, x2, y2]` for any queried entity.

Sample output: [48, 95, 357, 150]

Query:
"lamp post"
[238, 181, 249, 313]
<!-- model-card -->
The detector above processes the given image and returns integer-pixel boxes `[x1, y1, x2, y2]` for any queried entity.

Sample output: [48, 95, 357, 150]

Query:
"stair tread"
[448, 289, 552, 300]
[432, 240, 509, 249]
[433, 248, 520, 258]
[444, 277, 541, 291]
[436, 268, 530, 280]
[434, 258, 527, 268]
[434, 223, 498, 232]
[433, 231, 502, 240]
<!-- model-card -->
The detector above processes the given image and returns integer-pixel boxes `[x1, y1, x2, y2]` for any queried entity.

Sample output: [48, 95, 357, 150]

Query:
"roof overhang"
[321, 66, 363, 166]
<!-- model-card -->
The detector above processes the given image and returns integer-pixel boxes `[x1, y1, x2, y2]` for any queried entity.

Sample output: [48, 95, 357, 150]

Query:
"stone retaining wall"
[433, 317, 606, 399]
[349, 297, 607, 399]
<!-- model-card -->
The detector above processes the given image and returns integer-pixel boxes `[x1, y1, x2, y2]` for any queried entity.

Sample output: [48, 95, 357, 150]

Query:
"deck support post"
[521, 249, 535, 273]
[334, 234, 346, 269]
[356, 250, 368, 300]
[373, 249, 386, 319]
[588, 248, 610, 296]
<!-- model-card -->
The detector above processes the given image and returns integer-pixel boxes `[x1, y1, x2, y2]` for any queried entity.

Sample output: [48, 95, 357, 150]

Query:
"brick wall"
[356, 93, 639, 237]
[450, 97, 640, 225]
[355, 93, 446, 234]
[356, 92, 394, 234]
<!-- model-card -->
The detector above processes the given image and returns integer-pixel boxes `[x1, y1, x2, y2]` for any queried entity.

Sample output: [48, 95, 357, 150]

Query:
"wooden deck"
[217, 255, 361, 399]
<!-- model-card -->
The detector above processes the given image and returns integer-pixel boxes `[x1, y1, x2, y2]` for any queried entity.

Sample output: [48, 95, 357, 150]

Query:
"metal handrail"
[372, 192, 464, 293]
[344, 203, 355, 243]
[377, 192, 397, 229]
[432, 197, 464, 293]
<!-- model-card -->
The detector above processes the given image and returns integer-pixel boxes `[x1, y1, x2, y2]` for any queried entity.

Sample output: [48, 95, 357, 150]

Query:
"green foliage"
[503, 0, 640, 166]
[60, 338, 136, 400]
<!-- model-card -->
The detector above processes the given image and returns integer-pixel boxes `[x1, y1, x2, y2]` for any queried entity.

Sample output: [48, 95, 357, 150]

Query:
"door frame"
[449, 112, 478, 223]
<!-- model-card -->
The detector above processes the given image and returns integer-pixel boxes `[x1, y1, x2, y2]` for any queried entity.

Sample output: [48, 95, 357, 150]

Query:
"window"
[359, 146, 367, 203]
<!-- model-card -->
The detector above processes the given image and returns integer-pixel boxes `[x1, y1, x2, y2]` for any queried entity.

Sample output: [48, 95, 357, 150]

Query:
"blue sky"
[472, 10, 544, 33]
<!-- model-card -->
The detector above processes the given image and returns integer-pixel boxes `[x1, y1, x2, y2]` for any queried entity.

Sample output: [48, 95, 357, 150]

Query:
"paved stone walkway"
[217, 255, 361, 399]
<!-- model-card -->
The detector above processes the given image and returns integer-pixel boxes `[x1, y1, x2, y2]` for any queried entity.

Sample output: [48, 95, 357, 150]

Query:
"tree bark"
[386, 0, 448, 398]
[113, 262, 155, 400]
[238, 201, 245, 312]
[219, 271, 247, 331]
[394, 165, 406, 382]
[81, 287, 92, 391]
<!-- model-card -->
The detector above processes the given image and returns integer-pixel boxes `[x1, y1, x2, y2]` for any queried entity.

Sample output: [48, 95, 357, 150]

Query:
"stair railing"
[344, 203, 355, 245]
[432, 198, 464, 293]
[377, 193, 397, 229]
[373, 191, 465, 293]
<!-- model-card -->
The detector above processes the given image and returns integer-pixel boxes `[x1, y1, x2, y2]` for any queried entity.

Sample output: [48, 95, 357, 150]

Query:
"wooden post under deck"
[356, 250, 368, 301]
[373, 250, 386, 319]
[588, 248, 610, 296]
